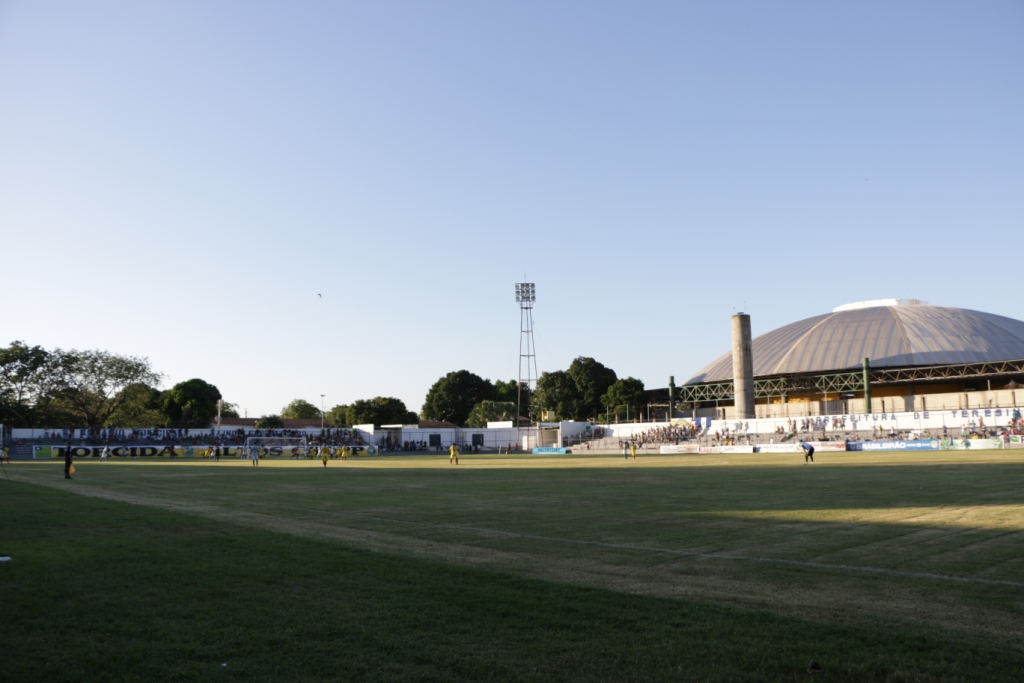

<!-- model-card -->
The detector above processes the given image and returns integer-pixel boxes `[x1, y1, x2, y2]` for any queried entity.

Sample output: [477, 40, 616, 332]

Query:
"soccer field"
[4, 450, 1024, 681]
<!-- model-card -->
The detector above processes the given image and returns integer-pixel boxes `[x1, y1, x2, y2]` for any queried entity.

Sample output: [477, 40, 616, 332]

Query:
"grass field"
[4, 450, 1024, 681]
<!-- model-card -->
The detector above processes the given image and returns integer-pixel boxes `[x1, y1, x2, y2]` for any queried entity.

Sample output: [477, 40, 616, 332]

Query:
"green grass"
[4, 451, 1024, 681]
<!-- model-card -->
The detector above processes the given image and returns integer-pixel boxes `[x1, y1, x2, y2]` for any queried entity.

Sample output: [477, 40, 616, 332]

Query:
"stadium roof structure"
[679, 300, 1024, 404]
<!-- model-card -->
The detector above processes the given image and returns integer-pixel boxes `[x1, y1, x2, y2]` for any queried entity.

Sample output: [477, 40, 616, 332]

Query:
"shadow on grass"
[3, 481, 1023, 683]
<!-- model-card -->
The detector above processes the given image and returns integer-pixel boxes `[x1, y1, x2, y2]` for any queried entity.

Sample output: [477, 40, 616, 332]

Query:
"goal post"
[243, 436, 308, 459]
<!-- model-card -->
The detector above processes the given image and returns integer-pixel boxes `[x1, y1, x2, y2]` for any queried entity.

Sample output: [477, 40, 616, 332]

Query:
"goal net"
[244, 436, 308, 459]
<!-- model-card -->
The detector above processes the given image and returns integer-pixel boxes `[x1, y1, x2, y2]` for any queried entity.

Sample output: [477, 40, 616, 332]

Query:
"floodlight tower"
[515, 283, 538, 436]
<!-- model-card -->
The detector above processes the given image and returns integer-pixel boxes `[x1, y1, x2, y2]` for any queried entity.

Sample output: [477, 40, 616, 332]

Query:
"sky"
[1, 1, 1022, 418]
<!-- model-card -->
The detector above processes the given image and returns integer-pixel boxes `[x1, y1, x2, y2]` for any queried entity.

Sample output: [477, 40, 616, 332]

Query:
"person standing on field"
[64, 441, 74, 479]
[1, 445, 10, 463]
[321, 446, 329, 468]
[449, 443, 460, 465]
[801, 442, 814, 463]
[630, 442, 637, 460]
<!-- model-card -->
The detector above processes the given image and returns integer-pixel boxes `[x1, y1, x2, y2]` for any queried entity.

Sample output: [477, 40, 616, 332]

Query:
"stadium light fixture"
[515, 282, 536, 304]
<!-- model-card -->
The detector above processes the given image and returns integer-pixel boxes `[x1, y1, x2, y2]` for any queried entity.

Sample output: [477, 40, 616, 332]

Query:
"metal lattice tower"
[515, 283, 538, 427]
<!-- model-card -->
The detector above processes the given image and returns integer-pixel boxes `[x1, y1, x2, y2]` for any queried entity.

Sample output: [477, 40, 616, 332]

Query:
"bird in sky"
[317, 293, 322, 299]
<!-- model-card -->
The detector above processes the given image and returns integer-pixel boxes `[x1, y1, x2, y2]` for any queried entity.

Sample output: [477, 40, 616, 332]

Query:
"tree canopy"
[465, 400, 518, 428]
[49, 349, 164, 429]
[108, 383, 164, 427]
[421, 370, 494, 426]
[0, 341, 59, 426]
[347, 396, 418, 427]
[567, 357, 618, 420]
[325, 404, 349, 427]
[161, 378, 222, 428]
[601, 377, 646, 421]
[533, 370, 582, 421]
[534, 357, 618, 421]
[281, 399, 321, 420]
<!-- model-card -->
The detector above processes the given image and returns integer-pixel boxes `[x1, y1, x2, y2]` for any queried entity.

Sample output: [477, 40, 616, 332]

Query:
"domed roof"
[686, 301, 1024, 384]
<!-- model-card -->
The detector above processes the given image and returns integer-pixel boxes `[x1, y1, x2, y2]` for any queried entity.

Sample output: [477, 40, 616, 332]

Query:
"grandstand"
[677, 299, 1024, 420]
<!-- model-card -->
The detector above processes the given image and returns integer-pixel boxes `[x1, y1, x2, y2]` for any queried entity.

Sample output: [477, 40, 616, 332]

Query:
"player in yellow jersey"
[321, 446, 329, 468]
[630, 442, 637, 460]
[449, 443, 460, 465]
[340, 445, 349, 461]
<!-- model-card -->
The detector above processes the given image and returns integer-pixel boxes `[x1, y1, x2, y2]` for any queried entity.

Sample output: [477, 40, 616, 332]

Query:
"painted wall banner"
[848, 440, 939, 452]
[698, 446, 719, 454]
[811, 441, 847, 452]
[718, 445, 755, 454]
[532, 447, 570, 454]
[659, 444, 700, 454]
[33, 445, 254, 459]
[939, 438, 1003, 450]
[756, 444, 804, 453]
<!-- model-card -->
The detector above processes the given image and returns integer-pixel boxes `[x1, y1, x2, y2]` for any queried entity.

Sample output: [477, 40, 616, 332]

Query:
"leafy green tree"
[160, 378, 222, 428]
[347, 397, 418, 427]
[0, 341, 60, 426]
[533, 358, 618, 421]
[533, 370, 582, 421]
[466, 400, 518, 428]
[493, 379, 532, 415]
[421, 370, 494, 426]
[219, 401, 240, 418]
[601, 377, 646, 421]
[567, 357, 618, 421]
[108, 383, 165, 427]
[50, 349, 164, 429]
[281, 398, 321, 420]
[325, 404, 349, 427]
[255, 415, 284, 428]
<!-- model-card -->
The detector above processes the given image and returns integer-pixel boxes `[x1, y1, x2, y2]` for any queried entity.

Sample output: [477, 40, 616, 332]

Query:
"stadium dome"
[686, 300, 1024, 384]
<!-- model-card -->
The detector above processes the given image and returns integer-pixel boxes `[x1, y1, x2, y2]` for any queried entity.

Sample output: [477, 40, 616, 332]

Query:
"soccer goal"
[244, 436, 308, 459]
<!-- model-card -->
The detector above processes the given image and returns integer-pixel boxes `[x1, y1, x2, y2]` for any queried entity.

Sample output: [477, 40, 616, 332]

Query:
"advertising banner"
[938, 438, 1003, 450]
[532, 447, 570, 454]
[848, 440, 940, 452]
[718, 445, 755, 454]
[756, 444, 803, 453]
[659, 444, 700, 454]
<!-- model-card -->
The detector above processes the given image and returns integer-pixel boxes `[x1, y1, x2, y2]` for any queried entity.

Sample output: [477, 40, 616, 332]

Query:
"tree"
[533, 370, 582, 421]
[601, 377, 646, 421]
[219, 401, 240, 418]
[107, 383, 164, 427]
[255, 415, 284, 428]
[466, 400, 518, 428]
[493, 379, 532, 415]
[281, 398, 321, 420]
[0, 341, 58, 426]
[50, 349, 163, 429]
[325, 404, 349, 427]
[347, 397, 418, 427]
[421, 370, 494, 426]
[567, 357, 618, 421]
[160, 378, 222, 428]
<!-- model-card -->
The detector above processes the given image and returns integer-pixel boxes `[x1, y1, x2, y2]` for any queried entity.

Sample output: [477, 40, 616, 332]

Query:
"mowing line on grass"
[34, 473, 1024, 590]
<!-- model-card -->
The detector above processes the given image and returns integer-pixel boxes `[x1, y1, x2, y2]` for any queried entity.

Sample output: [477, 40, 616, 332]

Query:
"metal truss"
[872, 359, 1024, 384]
[676, 358, 1024, 405]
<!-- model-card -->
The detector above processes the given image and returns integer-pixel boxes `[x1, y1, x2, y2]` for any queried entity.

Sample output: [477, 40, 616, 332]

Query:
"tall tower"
[515, 283, 538, 427]
[731, 313, 755, 419]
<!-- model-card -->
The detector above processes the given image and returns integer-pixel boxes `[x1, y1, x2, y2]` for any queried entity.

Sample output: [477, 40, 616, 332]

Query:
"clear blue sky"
[1, 1, 1021, 418]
